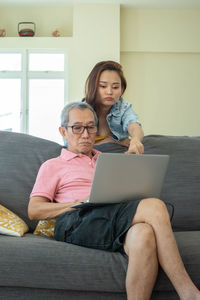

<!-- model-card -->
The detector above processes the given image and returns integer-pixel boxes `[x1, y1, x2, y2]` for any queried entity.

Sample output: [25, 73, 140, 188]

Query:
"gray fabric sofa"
[0, 130, 199, 300]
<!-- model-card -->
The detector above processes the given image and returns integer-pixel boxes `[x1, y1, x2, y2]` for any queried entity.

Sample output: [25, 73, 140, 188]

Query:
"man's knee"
[124, 223, 156, 256]
[134, 198, 170, 225]
[147, 198, 170, 222]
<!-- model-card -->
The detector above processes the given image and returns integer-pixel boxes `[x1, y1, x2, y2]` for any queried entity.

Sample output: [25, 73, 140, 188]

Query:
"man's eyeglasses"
[67, 125, 97, 134]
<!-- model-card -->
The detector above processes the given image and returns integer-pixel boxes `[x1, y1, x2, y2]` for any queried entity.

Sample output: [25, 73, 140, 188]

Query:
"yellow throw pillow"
[0, 204, 29, 237]
[33, 219, 56, 238]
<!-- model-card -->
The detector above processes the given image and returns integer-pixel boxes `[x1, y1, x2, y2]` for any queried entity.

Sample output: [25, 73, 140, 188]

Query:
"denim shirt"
[64, 98, 141, 146]
[106, 97, 141, 141]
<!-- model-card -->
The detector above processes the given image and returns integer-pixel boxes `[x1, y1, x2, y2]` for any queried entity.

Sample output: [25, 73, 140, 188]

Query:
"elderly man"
[28, 102, 200, 300]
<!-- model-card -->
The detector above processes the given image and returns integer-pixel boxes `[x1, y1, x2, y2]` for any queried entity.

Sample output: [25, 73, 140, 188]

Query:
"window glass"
[0, 50, 66, 143]
[0, 53, 21, 71]
[0, 79, 21, 132]
[29, 53, 65, 71]
[29, 79, 64, 144]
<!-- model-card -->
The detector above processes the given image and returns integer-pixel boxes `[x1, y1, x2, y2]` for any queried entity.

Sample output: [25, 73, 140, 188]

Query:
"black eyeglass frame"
[66, 125, 97, 134]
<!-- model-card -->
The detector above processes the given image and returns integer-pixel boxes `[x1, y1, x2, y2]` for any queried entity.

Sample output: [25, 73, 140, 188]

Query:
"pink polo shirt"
[30, 148, 101, 203]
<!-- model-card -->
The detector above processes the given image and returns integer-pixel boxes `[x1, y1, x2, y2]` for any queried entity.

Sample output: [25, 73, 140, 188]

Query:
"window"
[0, 50, 67, 144]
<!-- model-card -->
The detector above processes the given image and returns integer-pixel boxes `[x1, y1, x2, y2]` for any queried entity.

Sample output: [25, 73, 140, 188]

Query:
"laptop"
[71, 153, 169, 208]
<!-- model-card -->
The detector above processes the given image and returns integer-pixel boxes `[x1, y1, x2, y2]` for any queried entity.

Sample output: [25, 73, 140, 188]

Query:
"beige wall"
[121, 9, 200, 136]
[0, 5, 200, 136]
[70, 4, 120, 101]
[0, 7, 73, 37]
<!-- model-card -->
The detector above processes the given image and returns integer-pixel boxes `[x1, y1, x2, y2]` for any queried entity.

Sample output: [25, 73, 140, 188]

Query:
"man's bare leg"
[124, 223, 158, 300]
[132, 198, 200, 300]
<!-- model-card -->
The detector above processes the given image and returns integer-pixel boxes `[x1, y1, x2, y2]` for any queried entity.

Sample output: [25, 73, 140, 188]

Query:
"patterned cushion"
[0, 204, 29, 237]
[33, 219, 56, 238]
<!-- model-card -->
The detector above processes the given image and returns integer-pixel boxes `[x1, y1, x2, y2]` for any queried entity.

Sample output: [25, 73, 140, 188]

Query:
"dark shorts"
[54, 200, 141, 253]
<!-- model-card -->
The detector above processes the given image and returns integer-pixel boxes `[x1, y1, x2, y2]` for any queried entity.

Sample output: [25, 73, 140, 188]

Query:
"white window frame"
[0, 49, 67, 134]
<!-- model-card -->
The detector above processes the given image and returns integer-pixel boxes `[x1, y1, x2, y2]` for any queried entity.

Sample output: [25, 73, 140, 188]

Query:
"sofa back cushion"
[143, 135, 200, 231]
[0, 131, 62, 232]
[1, 132, 199, 232]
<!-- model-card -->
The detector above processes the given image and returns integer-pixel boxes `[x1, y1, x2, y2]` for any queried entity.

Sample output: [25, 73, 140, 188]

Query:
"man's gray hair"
[61, 101, 98, 127]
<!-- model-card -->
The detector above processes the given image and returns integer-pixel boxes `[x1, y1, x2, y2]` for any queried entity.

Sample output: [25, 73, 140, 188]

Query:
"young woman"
[84, 60, 144, 154]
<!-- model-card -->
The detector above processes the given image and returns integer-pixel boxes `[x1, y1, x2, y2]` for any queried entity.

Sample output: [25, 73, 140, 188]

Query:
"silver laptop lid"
[89, 153, 169, 204]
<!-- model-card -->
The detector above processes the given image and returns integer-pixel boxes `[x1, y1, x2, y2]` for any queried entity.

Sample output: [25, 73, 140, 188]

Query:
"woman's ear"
[59, 126, 67, 139]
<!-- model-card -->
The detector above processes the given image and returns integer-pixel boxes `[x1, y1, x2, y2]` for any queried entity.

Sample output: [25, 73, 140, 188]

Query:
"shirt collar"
[60, 148, 101, 162]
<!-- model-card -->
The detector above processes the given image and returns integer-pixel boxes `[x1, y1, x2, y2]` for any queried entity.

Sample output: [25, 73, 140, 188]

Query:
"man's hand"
[72, 196, 89, 206]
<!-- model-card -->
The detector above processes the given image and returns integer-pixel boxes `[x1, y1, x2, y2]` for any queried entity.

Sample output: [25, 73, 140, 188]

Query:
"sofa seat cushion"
[0, 234, 127, 292]
[0, 232, 199, 293]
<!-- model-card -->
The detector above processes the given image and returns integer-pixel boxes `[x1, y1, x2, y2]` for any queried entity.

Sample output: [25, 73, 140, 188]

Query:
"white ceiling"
[0, 0, 200, 9]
